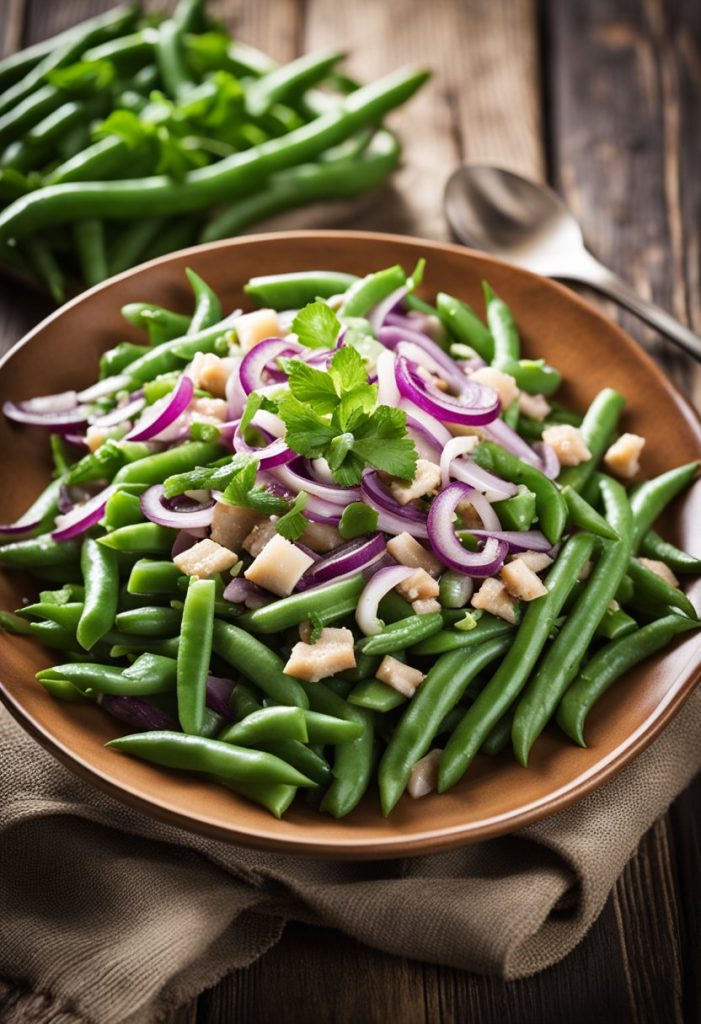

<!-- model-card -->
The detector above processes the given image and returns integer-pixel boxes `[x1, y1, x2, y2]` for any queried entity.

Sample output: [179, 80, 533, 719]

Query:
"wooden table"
[1, 1, 699, 1021]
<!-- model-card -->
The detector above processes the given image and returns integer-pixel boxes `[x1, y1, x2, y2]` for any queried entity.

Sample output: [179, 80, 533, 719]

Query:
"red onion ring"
[297, 533, 386, 590]
[206, 675, 236, 719]
[427, 481, 508, 576]
[126, 375, 194, 442]
[459, 528, 552, 553]
[238, 338, 301, 395]
[355, 564, 416, 635]
[440, 436, 517, 501]
[232, 420, 295, 469]
[98, 694, 178, 731]
[486, 416, 541, 468]
[376, 349, 401, 406]
[3, 398, 88, 431]
[368, 284, 409, 333]
[141, 484, 214, 530]
[534, 441, 560, 480]
[271, 463, 361, 504]
[223, 578, 271, 609]
[89, 395, 146, 429]
[379, 324, 468, 391]
[395, 355, 500, 427]
[52, 484, 117, 541]
[78, 375, 130, 402]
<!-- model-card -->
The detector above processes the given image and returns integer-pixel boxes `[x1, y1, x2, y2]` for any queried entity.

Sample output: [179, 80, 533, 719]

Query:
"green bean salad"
[1, 262, 699, 818]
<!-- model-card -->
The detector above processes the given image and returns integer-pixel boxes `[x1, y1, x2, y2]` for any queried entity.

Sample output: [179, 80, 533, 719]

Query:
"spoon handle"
[563, 257, 701, 362]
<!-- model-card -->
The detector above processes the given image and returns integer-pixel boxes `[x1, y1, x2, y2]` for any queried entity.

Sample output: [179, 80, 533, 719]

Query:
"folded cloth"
[1, 689, 699, 1024]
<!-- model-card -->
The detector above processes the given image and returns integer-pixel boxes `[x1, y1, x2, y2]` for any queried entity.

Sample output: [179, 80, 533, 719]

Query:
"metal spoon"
[444, 164, 701, 361]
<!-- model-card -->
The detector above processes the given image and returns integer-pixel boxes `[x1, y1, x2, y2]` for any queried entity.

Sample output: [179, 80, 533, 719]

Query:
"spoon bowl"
[444, 164, 701, 360]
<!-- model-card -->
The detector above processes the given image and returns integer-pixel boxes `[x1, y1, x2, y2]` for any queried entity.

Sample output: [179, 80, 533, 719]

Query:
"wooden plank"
[0, 0, 23, 56]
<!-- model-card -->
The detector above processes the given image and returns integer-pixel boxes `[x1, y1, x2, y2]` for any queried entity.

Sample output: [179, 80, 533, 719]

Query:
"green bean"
[439, 532, 595, 791]
[127, 559, 184, 595]
[112, 442, 222, 486]
[557, 614, 701, 746]
[627, 557, 697, 619]
[107, 730, 315, 787]
[98, 523, 174, 554]
[562, 485, 619, 540]
[1, 97, 104, 174]
[557, 388, 626, 493]
[409, 613, 513, 655]
[436, 292, 493, 362]
[0, 86, 66, 152]
[438, 572, 473, 609]
[244, 270, 358, 310]
[505, 359, 562, 397]
[76, 537, 119, 650]
[201, 131, 400, 242]
[629, 462, 699, 551]
[639, 529, 701, 575]
[472, 441, 567, 545]
[0, 477, 63, 542]
[337, 650, 380, 683]
[29, 620, 87, 653]
[107, 219, 168, 277]
[177, 578, 215, 734]
[115, 606, 182, 636]
[122, 653, 178, 688]
[24, 236, 65, 303]
[73, 219, 108, 288]
[595, 607, 637, 641]
[303, 710, 364, 743]
[48, 136, 134, 186]
[238, 576, 365, 633]
[492, 488, 536, 531]
[156, 0, 199, 100]
[379, 637, 511, 814]
[18, 602, 83, 632]
[483, 282, 520, 367]
[215, 776, 297, 818]
[0, 534, 79, 568]
[246, 49, 345, 117]
[39, 677, 92, 702]
[339, 264, 407, 318]
[0, 67, 429, 243]
[122, 301, 196, 339]
[481, 711, 513, 756]
[512, 478, 633, 765]
[259, 739, 331, 787]
[108, 635, 181, 659]
[212, 620, 308, 708]
[348, 678, 407, 713]
[185, 268, 223, 333]
[82, 28, 158, 66]
[37, 661, 173, 696]
[123, 319, 237, 386]
[359, 612, 443, 655]
[103, 490, 144, 531]
[99, 342, 150, 378]
[219, 706, 308, 746]
[0, 610, 33, 634]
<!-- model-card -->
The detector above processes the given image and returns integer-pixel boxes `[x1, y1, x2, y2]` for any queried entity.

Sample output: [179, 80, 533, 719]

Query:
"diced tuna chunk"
[541, 424, 592, 467]
[188, 353, 238, 398]
[638, 557, 680, 588]
[190, 396, 228, 423]
[412, 597, 442, 615]
[86, 425, 109, 453]
[396, 568, 440, 603]
[211, 502, 263, 552]
[386, 532, 443, 576]
[284, 627, 356, 682]
[235, 309, 281, 353]
[469, 366, 519, 409]
[518, 391, 551, 421]
[511, 549, 553, 573]
[244, 534, 314, 596]
[408, 748, 443, 798]
[501, 558, 548, 601]
[243, 517, 279, 557]
[375, 655, 425, 697]
[604, 433, 646, 480]
[300, 521, 343, 553]
[388, 459, 441, 505]
[471, 577, 517, 624]
[173, 538, 238, 578]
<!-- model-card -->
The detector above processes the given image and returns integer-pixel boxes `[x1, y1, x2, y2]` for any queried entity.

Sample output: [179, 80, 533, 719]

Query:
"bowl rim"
[0, 228, 699, 859]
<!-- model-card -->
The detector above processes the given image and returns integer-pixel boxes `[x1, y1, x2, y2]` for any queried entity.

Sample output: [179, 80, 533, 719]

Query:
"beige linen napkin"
[1, 690, 700, 1024]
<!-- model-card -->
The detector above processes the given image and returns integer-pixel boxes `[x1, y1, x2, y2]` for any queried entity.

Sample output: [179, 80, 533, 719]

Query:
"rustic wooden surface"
[1, 1, 700, 1022]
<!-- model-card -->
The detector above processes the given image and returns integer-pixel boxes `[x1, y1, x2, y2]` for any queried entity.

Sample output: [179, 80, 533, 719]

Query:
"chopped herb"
[308, 611, 324, 644]
[454, 611, 478, 632]
[275, 491, 310, 542]
[339, 502, 379, 540]
[221, 456, 289, 515]
[292, 300, 341, 349]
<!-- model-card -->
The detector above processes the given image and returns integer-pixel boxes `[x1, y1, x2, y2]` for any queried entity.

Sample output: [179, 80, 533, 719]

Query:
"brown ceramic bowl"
[0, 230, 699, 858]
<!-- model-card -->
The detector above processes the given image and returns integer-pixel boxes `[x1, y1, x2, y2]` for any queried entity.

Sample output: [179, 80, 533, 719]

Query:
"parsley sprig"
[220, 455, 310, 540]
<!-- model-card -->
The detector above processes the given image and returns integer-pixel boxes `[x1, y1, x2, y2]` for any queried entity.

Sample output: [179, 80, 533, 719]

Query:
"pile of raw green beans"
[0, 0, 427, 301]
[0, 262, 699, 821]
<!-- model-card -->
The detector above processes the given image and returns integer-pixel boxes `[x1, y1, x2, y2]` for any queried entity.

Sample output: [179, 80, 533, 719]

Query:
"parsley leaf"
[285, 360, 339, 413]
[353, 406, 418, 481]
[275, 491, 310, 541]
[338, 502, 379, 540]
[240, 391, 279, 432]
[328, 345, 367, 393]
[221, 455, 289, 515]
[276, 395, 336, 457]
[292, 301, 340, 349]
[308, 611, 324, 644]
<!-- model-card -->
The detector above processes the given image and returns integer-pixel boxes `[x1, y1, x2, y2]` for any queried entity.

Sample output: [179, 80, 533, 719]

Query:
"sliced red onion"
[0, 517, 41, 538]
[206, 675, 235, 719]
[379, 325, 467, 391]
[52, 484, 117, 541]
[399, 400, 453, 449]
[126, 375, 194, 442]
[459, 528, 552, 553]
[368, 284, 409, 333]
[376, 349, 401, 406]
[297, 533, 386, 590]
[78, 375, 130, 402]
[440, 436, 518, 501]
[405, 415, 442, 462]
[238, 338, 301, 395]
[141, 484, 214, 530]
[98, 694, 178, 731]
[233, 420, 295, 469]
[304, 493, 343, 525]
[534, 441, 560, 480]
[3, 398, 88, 431]
[63, 433, 89, 449]
[395, 356, 500, 427]
[225, 358, 246, 419]
[307, 457, 335, 485]
[487, 416, 541, 468]
[89, 395, 146, 429]
[356, 564, 416, 635]
[271, 463, 361, 504]
[457, 487, 502, 532]
[427, 481, 508, 576]
[223, 577, 271, 609]
[396, 340, 449, 380]
[360, 471, 429, 539]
